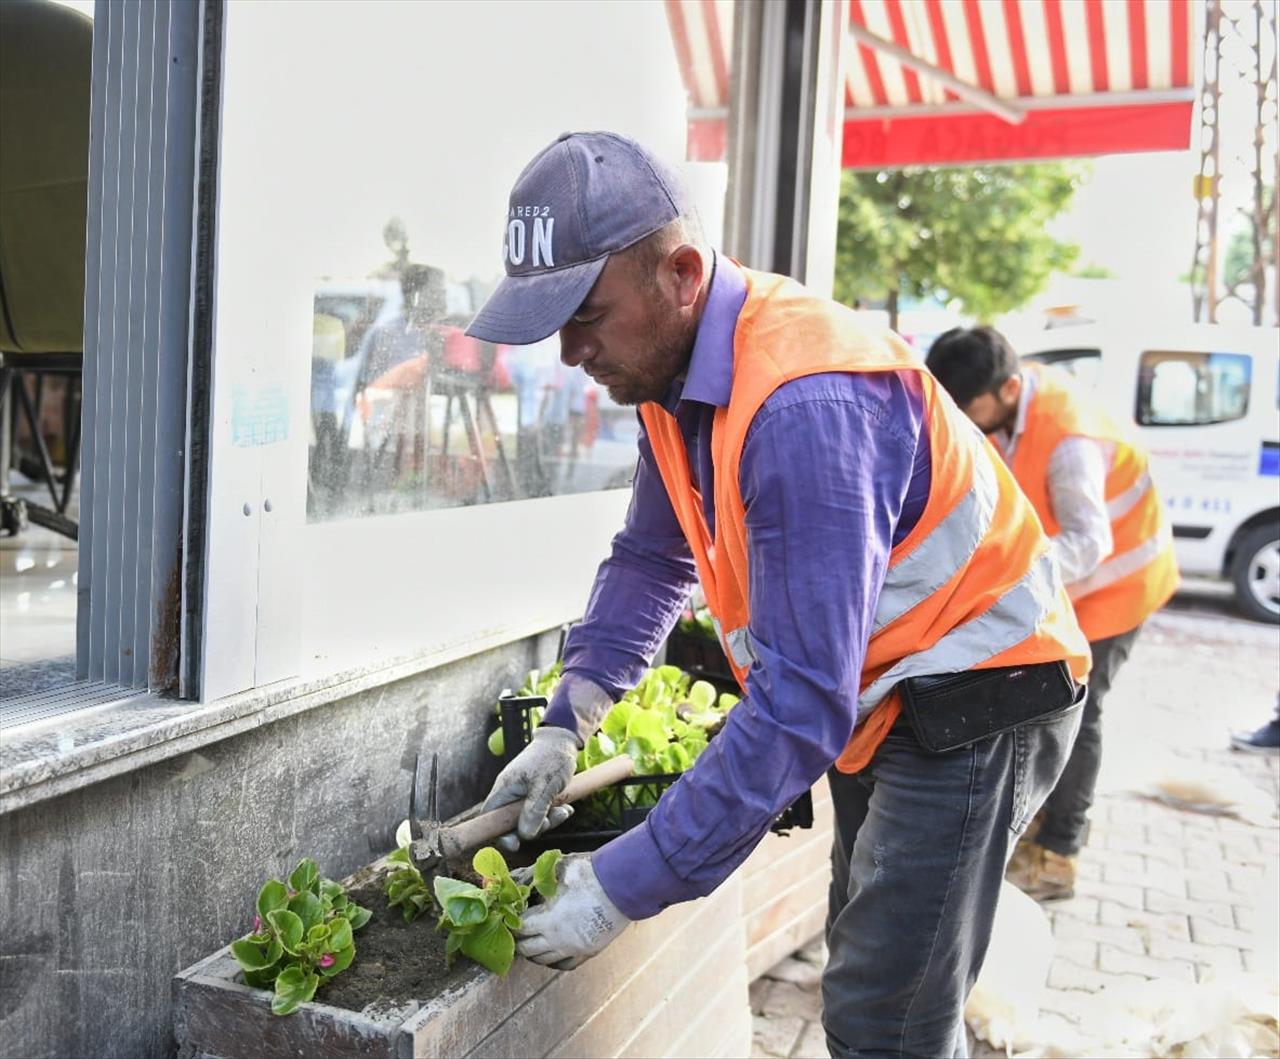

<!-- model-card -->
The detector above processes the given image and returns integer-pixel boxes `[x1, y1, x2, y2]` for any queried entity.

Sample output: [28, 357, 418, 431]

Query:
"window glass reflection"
[267, 0, 731, 522]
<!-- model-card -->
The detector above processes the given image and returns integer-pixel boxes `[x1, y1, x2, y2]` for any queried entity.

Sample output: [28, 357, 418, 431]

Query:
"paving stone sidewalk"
[749, 589, 1280, 1058]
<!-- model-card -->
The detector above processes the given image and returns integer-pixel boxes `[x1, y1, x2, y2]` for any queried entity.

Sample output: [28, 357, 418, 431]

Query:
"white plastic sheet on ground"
[966, 881, 1056, 1053]
[967, 874, 1280, 1058]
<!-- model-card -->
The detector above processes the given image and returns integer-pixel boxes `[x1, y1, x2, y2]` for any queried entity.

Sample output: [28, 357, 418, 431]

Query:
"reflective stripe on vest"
[872, 445, 999, 634]
[1068, 524, 1172, 602]
[723, 624, 756, 669]
[1010, 363, 1179, 639]
[859, 550, 1065, 712]
[1105, 468, 1152, 522]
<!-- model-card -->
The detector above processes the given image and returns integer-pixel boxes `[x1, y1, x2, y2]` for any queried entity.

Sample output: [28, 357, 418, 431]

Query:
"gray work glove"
[482, 675, 614, 850]
[513, 853, 630, 970]
[482, 726, 578, 850]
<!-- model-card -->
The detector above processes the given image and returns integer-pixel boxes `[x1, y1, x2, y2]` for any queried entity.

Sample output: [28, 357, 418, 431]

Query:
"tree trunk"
[887, 288, 900, 333]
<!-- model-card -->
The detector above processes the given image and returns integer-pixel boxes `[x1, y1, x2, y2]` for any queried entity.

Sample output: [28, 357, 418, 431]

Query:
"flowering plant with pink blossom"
[230, 858, 371, 1015]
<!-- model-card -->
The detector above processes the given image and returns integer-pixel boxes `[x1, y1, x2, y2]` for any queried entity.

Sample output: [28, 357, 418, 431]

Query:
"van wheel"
[1231, 525, 1280, 624]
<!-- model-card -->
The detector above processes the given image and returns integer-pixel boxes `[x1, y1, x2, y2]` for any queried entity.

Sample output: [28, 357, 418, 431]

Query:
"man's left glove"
[513, 853, 630, 970]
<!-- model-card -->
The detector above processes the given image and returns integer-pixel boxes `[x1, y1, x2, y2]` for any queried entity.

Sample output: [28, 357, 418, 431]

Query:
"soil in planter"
[318, 878, 482, 1014]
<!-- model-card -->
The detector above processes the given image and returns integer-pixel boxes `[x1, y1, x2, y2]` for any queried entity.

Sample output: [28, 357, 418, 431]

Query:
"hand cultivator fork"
[407, 750, 633, 871]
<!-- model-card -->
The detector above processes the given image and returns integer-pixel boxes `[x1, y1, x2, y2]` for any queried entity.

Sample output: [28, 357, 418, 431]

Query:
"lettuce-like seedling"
[231, 858, 372, 1016]
[384, 819, 435, 923]
[433, 847, 562, 976]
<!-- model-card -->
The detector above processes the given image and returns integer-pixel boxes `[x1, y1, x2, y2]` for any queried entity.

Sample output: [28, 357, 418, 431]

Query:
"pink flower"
[253, 915, 263, 932]
[319, 954, 335, 968]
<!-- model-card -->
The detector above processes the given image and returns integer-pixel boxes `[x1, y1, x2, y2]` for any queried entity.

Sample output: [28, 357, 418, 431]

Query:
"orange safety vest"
[1005, 363, 1179, 642]
[640, 269, 1091, 773]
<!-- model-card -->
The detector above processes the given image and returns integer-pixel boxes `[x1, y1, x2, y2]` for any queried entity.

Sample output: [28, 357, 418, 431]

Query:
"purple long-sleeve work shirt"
[542, 256, 932, 920]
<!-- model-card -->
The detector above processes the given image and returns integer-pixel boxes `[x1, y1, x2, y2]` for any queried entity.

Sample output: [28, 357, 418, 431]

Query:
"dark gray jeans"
[822, 707, 1081, 1058]
[1036, 625, 1142, 857]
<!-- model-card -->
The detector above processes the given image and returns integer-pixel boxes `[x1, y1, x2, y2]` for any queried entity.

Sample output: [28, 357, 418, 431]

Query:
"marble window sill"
[0, 619, 556, 815]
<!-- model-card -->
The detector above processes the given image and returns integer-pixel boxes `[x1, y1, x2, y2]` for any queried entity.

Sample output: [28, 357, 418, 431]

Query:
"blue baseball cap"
[465, 131, 694, 346]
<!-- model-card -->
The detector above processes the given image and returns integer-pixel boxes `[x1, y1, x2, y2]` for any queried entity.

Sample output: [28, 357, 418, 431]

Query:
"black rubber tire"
[1230, 523, 1280, 624]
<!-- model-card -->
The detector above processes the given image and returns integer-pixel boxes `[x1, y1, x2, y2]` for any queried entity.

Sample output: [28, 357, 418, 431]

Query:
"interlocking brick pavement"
[751, 585, 1278, 1057]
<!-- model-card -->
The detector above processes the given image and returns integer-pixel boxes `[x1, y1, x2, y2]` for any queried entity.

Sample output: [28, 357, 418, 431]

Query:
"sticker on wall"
[232, 385, 289, 447]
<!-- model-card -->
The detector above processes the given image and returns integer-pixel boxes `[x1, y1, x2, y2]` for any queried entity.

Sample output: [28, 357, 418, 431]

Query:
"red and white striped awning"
[665, 0, 1198, 169]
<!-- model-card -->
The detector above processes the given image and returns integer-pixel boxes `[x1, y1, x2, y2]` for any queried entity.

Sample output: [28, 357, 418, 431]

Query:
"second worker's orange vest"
[640, 269, 1091, 773]
[1005, 363, 1179, 642]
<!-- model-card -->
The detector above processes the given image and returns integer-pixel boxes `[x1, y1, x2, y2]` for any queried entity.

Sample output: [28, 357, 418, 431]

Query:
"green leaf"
[318, 878, 344, 903]
[487, 727, 505, 756]
[321, 944, 355, 977]
[600, 701, 635, 743]
[433, 877, 490, 926]
[288, 891, 324, 932]
[288, 858, 320, 895]
[654, 664, 686, 688]
[308, 924, 329, 944]
[660, 742, 692, 773]
[345, 904, 373, 930]
[532, 850, 562, 900]
[472, 847, 510, 884]
[328, 918, 353, 952]
[243, 966, 280, 989]
[718, 692, 740, 712]
[444, 929, 466, 966]
[232, 938, 278, 971]
[460, 913, 516, 976]
[687, 680, 717, 711]
[625, 710, 667, 756]
[256, 879, 289, 919]
[266, 909, 304, 953]
[271, 966, 310, 1016]
[583, 734, 614, 768]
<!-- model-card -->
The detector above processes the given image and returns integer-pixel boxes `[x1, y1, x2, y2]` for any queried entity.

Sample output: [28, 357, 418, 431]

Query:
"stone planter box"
[173, 871, 751, 1059]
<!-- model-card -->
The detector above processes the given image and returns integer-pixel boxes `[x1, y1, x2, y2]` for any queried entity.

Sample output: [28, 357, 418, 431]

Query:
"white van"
[1020, 322, 1279, 624]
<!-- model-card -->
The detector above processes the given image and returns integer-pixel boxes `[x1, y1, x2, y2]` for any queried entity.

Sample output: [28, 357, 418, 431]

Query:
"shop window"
[205, 0, 735, 685]
[207, 2, 730, 525]
[1136, 351, 1252, 427]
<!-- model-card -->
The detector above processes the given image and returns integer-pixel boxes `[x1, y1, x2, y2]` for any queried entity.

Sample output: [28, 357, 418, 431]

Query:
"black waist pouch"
[898, 661, 1085, 753]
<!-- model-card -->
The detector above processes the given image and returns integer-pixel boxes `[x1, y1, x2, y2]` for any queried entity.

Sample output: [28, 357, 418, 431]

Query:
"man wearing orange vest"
[467, 133, 1090, 1056]
[927, 327, 1179, 901]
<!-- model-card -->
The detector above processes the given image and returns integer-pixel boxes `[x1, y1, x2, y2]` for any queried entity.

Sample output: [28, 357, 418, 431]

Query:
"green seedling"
[433, 847, 562, 976]
[231, 858, 372, 1016]
[383, 819, 435, 923]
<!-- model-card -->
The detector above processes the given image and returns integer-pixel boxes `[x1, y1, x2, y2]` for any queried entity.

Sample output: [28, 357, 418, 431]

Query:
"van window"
[1136, 351, 1252, 426]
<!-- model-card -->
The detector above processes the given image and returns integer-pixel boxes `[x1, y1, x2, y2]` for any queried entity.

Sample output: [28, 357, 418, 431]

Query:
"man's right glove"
[481, 674, 614, 850]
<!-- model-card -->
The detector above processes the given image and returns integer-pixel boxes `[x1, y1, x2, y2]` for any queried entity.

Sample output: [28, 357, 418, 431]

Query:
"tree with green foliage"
[834, 164, 1086, 330]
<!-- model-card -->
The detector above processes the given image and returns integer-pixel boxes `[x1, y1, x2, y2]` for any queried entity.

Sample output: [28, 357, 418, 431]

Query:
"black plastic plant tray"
[495, 694, 814, 853]
[663, 628, 739, 693]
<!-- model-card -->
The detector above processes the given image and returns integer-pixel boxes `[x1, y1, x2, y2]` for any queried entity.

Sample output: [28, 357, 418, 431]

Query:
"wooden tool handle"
[437, 755, 635, 860]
